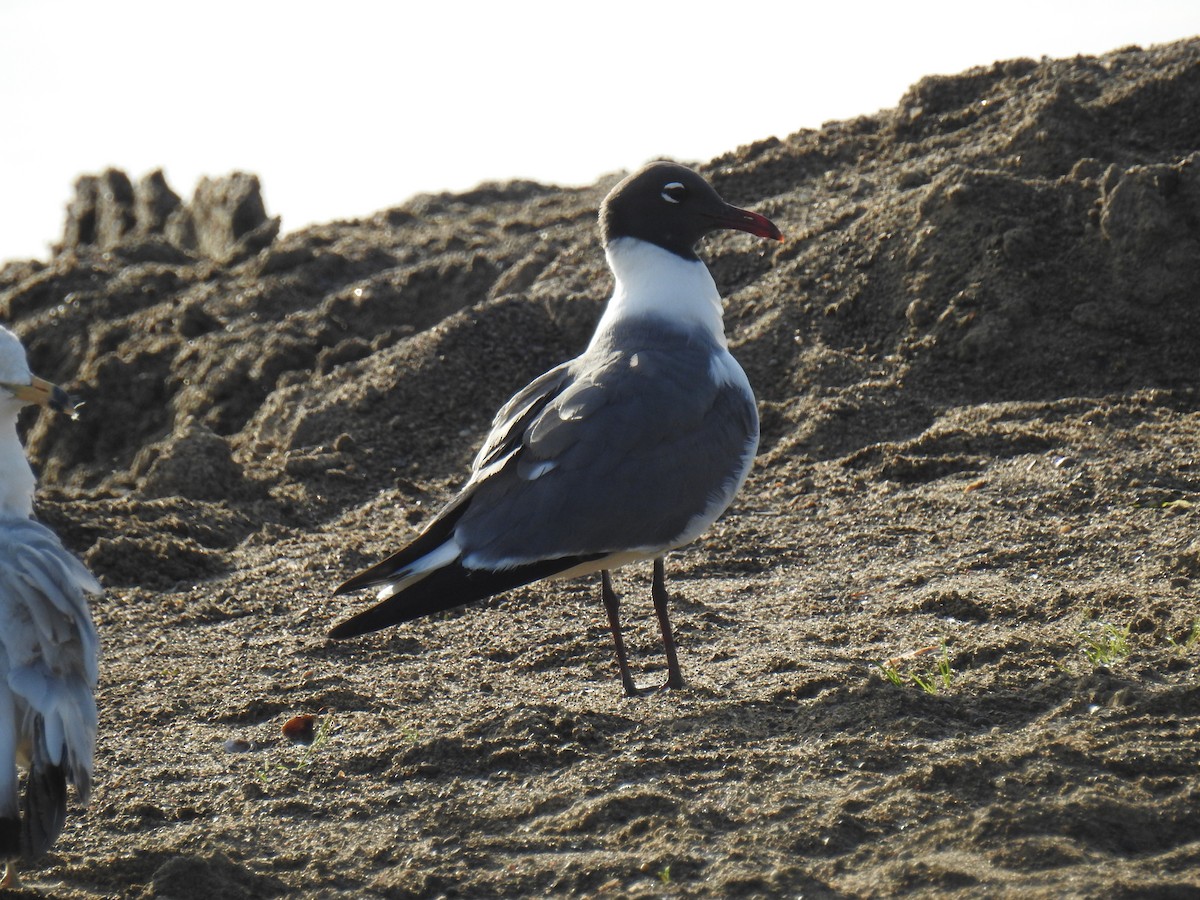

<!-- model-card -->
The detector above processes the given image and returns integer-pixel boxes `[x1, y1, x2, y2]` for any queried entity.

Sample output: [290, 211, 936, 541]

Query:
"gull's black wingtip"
[326, 593, 417, 641]
[331, 578, 358, 597]
[326, 555, 603, 643]
[334, 551, 416, 597]
[327, 577, 388, 638]
[22, 759, 67, 860]
[326, 620, 357, 640]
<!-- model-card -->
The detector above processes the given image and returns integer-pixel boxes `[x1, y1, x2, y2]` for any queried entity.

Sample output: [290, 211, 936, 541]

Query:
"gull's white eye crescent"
[661, 182, 686, 204]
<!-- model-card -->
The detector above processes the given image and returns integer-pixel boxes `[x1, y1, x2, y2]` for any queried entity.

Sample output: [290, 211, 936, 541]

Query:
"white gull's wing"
[0, 518, 100, 807]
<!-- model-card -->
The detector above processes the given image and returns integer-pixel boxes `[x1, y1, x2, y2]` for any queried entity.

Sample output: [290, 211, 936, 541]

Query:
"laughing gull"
[329, 162, 783, 695]
[0, 326, 98, 889]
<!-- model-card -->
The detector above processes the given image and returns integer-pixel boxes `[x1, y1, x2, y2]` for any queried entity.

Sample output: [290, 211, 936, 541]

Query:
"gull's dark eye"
[661, 182, 687, 204]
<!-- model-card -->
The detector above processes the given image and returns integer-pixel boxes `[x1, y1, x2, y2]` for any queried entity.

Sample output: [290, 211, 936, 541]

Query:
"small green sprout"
[1080, 621, 1130, 666]
[875, 642, 953, 694]
[1167, 619, 1200, 653]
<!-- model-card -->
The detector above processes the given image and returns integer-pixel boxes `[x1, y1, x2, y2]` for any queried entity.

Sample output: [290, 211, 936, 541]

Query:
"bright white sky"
[1, 1, 1196, 263]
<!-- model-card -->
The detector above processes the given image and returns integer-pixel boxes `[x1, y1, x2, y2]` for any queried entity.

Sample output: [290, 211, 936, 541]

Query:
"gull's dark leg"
[601, 570, 640, 696]
[652, 557, 684, 689]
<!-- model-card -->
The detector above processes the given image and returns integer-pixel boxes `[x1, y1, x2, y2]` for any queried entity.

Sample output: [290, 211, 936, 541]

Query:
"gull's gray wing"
[0, 518, 99, 823]
[457, 330, 758, 568]
[472, 360, 574, 476]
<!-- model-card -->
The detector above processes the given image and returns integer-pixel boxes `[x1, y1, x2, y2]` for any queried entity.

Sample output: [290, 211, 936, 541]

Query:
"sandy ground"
[2, 36, 1200, 899]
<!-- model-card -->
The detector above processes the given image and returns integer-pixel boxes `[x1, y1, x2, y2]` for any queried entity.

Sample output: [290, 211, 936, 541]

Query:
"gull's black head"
[599, 162, 783, 260]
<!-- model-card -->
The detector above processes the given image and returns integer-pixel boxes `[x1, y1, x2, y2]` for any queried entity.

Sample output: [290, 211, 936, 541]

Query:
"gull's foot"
[621, 679, 653, 698]
[620, 672, 684, 697]
[660, 672, 685, 692]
